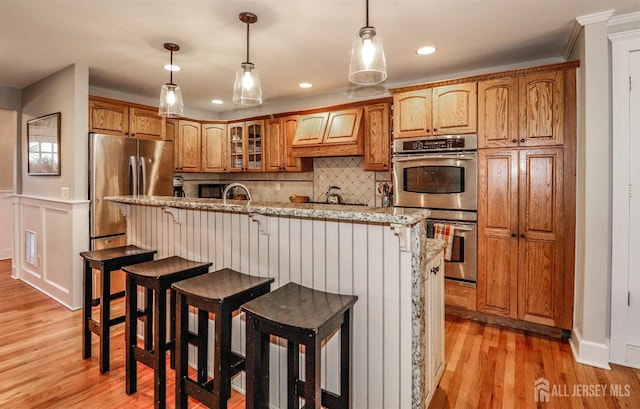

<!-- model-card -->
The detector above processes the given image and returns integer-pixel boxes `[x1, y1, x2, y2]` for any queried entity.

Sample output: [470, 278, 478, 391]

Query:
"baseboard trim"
[569, 327, 611, 370]
[18, 277, 78, 311]
[445, 305, 567, 339]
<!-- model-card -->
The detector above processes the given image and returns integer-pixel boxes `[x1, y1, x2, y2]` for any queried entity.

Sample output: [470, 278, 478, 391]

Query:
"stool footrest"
[108, 315, 126, 326]
[229, 351, 246, 377]
[184, 378, 215, 406]
[132, 346, 155, 368]
[295, 380, 342, 409]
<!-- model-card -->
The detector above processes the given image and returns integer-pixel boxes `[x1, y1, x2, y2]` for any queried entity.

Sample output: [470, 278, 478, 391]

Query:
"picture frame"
[27, 112, 61, 175]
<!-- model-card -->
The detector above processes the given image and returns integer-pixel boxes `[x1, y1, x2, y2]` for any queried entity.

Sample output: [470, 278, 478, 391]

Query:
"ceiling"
[1, 0, 638, 116]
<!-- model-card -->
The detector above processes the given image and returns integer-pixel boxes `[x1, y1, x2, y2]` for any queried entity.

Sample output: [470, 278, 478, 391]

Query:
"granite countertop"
[425, 238, 446, 263]
[105, 195, 430, 225]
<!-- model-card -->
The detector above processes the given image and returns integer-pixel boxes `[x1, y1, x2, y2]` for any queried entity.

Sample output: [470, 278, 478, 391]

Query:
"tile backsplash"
[178, 156, 391, 207]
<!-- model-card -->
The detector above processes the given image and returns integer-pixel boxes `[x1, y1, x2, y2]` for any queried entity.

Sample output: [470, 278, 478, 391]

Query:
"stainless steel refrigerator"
[89, 132, 173, 297]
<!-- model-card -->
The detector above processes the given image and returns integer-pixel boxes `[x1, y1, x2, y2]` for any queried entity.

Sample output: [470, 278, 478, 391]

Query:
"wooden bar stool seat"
[241, 282, 358, 409]
[123, 256, 212, 409]
[80, 245, 157, 374]
[172, 269, 275, 409]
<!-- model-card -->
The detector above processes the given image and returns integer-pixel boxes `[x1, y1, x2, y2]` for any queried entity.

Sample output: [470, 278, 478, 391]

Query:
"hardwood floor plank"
[2, 260, 639, 409]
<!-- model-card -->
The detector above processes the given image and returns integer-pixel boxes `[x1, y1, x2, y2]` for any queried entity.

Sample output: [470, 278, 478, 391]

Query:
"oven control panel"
[393, 134, 478, 153]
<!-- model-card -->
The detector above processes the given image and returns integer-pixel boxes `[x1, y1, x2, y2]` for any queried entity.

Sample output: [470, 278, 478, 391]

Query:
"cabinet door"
[177, 120, 201, 172]
[129, 107, 163, 140]
[282, 115, 312, 172]
[165, 119, 178, 142]
[323, 108, 362, 144]
[433, 82, 477, 135]
[429, 253, 445, 391]
[517, 148, 564, 326]
[228, 123, 244, 171]
[246, 120, 264, 171]
[89, 99, 129, 137]
[364, 103, 390, 171]
[202, 123, 227, 172]
[519, 71, 564, 146]
[478, 78, 519, 148]
[265, 118, 283, 172]
[477, 149, 519, 318]
[393, 89, 432, 138]
[293, 113, 329, 145]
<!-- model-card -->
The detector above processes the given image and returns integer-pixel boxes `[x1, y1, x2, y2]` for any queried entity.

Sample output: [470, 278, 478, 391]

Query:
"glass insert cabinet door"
[229, 124, 244, 171]
[228, 121, 264, 172]
[246, 122, 262, 170]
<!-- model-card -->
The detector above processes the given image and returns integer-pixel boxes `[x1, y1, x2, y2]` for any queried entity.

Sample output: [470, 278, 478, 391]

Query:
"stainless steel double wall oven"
[393, 134, 478, 284]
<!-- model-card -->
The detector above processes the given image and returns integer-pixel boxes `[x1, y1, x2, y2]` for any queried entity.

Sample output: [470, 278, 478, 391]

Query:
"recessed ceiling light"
[299, 82, 313, 89]
[416, 46, 437, 55]
[164, 64, 181, 71]
[211, 99, 223, 105]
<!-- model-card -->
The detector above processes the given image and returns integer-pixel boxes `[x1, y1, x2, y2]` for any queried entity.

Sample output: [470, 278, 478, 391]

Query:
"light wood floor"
[1, 259, 639, 408]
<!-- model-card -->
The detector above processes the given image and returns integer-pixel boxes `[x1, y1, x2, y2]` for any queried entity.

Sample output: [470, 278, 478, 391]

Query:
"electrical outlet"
[61, 187, 69, 200]
[275, 183, 281, 191]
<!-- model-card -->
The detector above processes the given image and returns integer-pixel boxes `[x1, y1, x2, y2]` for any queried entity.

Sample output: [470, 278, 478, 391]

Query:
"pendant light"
[158, 43, 184, 117]
[233, 12, 262, 106]
[348, 0, 387, 85]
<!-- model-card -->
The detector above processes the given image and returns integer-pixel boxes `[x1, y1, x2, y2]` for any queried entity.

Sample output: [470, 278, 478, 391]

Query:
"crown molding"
[576, 10, 615, 26]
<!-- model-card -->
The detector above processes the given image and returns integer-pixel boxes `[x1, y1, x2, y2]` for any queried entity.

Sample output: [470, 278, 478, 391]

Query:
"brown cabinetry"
[175, 120, 201, 172]
[477, 147, 565, 327]
[291, 108, 363, 157]
[479, 71, 564, 148]
[265, 116, 312, 172]
[89, 96, 164, 140]
[228, 120, 264, 172]
[201, 122, 227, 173]
[364, 103, 390, 171]
[393, 83, 477, 139]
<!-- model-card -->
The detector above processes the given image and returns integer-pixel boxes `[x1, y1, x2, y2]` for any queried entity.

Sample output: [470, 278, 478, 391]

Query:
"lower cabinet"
[477, 147, 565, 328]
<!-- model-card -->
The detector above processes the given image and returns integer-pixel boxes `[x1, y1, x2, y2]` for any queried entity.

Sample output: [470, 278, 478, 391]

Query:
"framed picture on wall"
[27, 112, 60, 176]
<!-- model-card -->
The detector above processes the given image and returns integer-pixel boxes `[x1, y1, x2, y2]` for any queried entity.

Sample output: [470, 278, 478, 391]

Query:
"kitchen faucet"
[222, 182, 252, 204]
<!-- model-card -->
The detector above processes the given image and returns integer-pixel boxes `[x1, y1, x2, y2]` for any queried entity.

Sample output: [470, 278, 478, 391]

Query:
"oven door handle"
[393, 154, 476, 162]
[452, 226, 474, 232]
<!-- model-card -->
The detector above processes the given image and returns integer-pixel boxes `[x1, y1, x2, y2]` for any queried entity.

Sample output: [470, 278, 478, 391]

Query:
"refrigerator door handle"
[129, 156, 138, 195]
[139, 156, 147, 195]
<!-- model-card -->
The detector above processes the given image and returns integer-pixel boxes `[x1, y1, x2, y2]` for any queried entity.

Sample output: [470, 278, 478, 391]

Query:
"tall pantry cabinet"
[476, 65, 576, 330]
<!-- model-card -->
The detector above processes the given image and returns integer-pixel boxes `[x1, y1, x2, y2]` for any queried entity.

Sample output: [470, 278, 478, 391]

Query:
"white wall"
[21, 64, 89, 201]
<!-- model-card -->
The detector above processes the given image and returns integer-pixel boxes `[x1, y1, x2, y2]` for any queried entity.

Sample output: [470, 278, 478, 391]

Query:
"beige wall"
[21, 64, 89, 201]
[0, 110, 16, 191]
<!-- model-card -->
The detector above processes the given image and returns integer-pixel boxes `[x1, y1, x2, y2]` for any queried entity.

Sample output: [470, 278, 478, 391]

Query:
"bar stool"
[241, 282, 358, 409]
[80, 245, 157, 374]
[123, 256, 212, 409]
[172, 269, 275, 409]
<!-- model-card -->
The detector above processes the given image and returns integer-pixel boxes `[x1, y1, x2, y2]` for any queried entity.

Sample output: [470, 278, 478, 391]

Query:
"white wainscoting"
[12, 195, 90, 310]
[126, 205, 414, 409]
[0, 191, 14, 260]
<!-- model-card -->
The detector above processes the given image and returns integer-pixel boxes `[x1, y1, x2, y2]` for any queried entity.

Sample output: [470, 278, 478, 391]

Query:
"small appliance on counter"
[173, 175, 186, 197]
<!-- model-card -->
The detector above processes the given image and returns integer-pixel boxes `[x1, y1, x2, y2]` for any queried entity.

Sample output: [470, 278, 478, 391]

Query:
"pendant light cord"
[245, 22, 250, 64]
[169, 49, 174, 85]
[365, 0, 369, 27]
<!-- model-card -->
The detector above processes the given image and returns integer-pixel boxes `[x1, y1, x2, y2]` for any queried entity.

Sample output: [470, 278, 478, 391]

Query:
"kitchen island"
[106, 195, 445, 409]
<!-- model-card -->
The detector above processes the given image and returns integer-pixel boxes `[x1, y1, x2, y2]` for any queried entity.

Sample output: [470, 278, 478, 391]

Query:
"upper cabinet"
[393, 83, 477, 139]
[291, 108, 364, 157]
[89, 96, 165, 140]
[364, 103, 390, 171]
[175, 120, 201, 172]
[228, 120, 264, 172]
[265, 115, 313, 172]
[201, 122, 227, 173]
[479, 70, 564, 148]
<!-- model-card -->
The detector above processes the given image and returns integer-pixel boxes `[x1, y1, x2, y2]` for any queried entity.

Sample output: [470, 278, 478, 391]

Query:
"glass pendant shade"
[349, 26, 387, 85]
[233, 62, 262, 106]
[159, 83, 184, 117]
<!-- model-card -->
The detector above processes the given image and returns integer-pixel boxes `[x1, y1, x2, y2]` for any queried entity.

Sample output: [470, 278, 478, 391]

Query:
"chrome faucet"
[222, 182, 252, 204]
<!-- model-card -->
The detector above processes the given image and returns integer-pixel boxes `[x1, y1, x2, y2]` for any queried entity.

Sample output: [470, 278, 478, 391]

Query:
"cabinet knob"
[520, 138, 525, 143]
[433, 128, 438, 133]
[512, 139, 517, 144]
[520, 233, 525, 238]
[431, 265, 440, 274]
[511, 233, 517, 237]
[383, 164, 388, 168]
